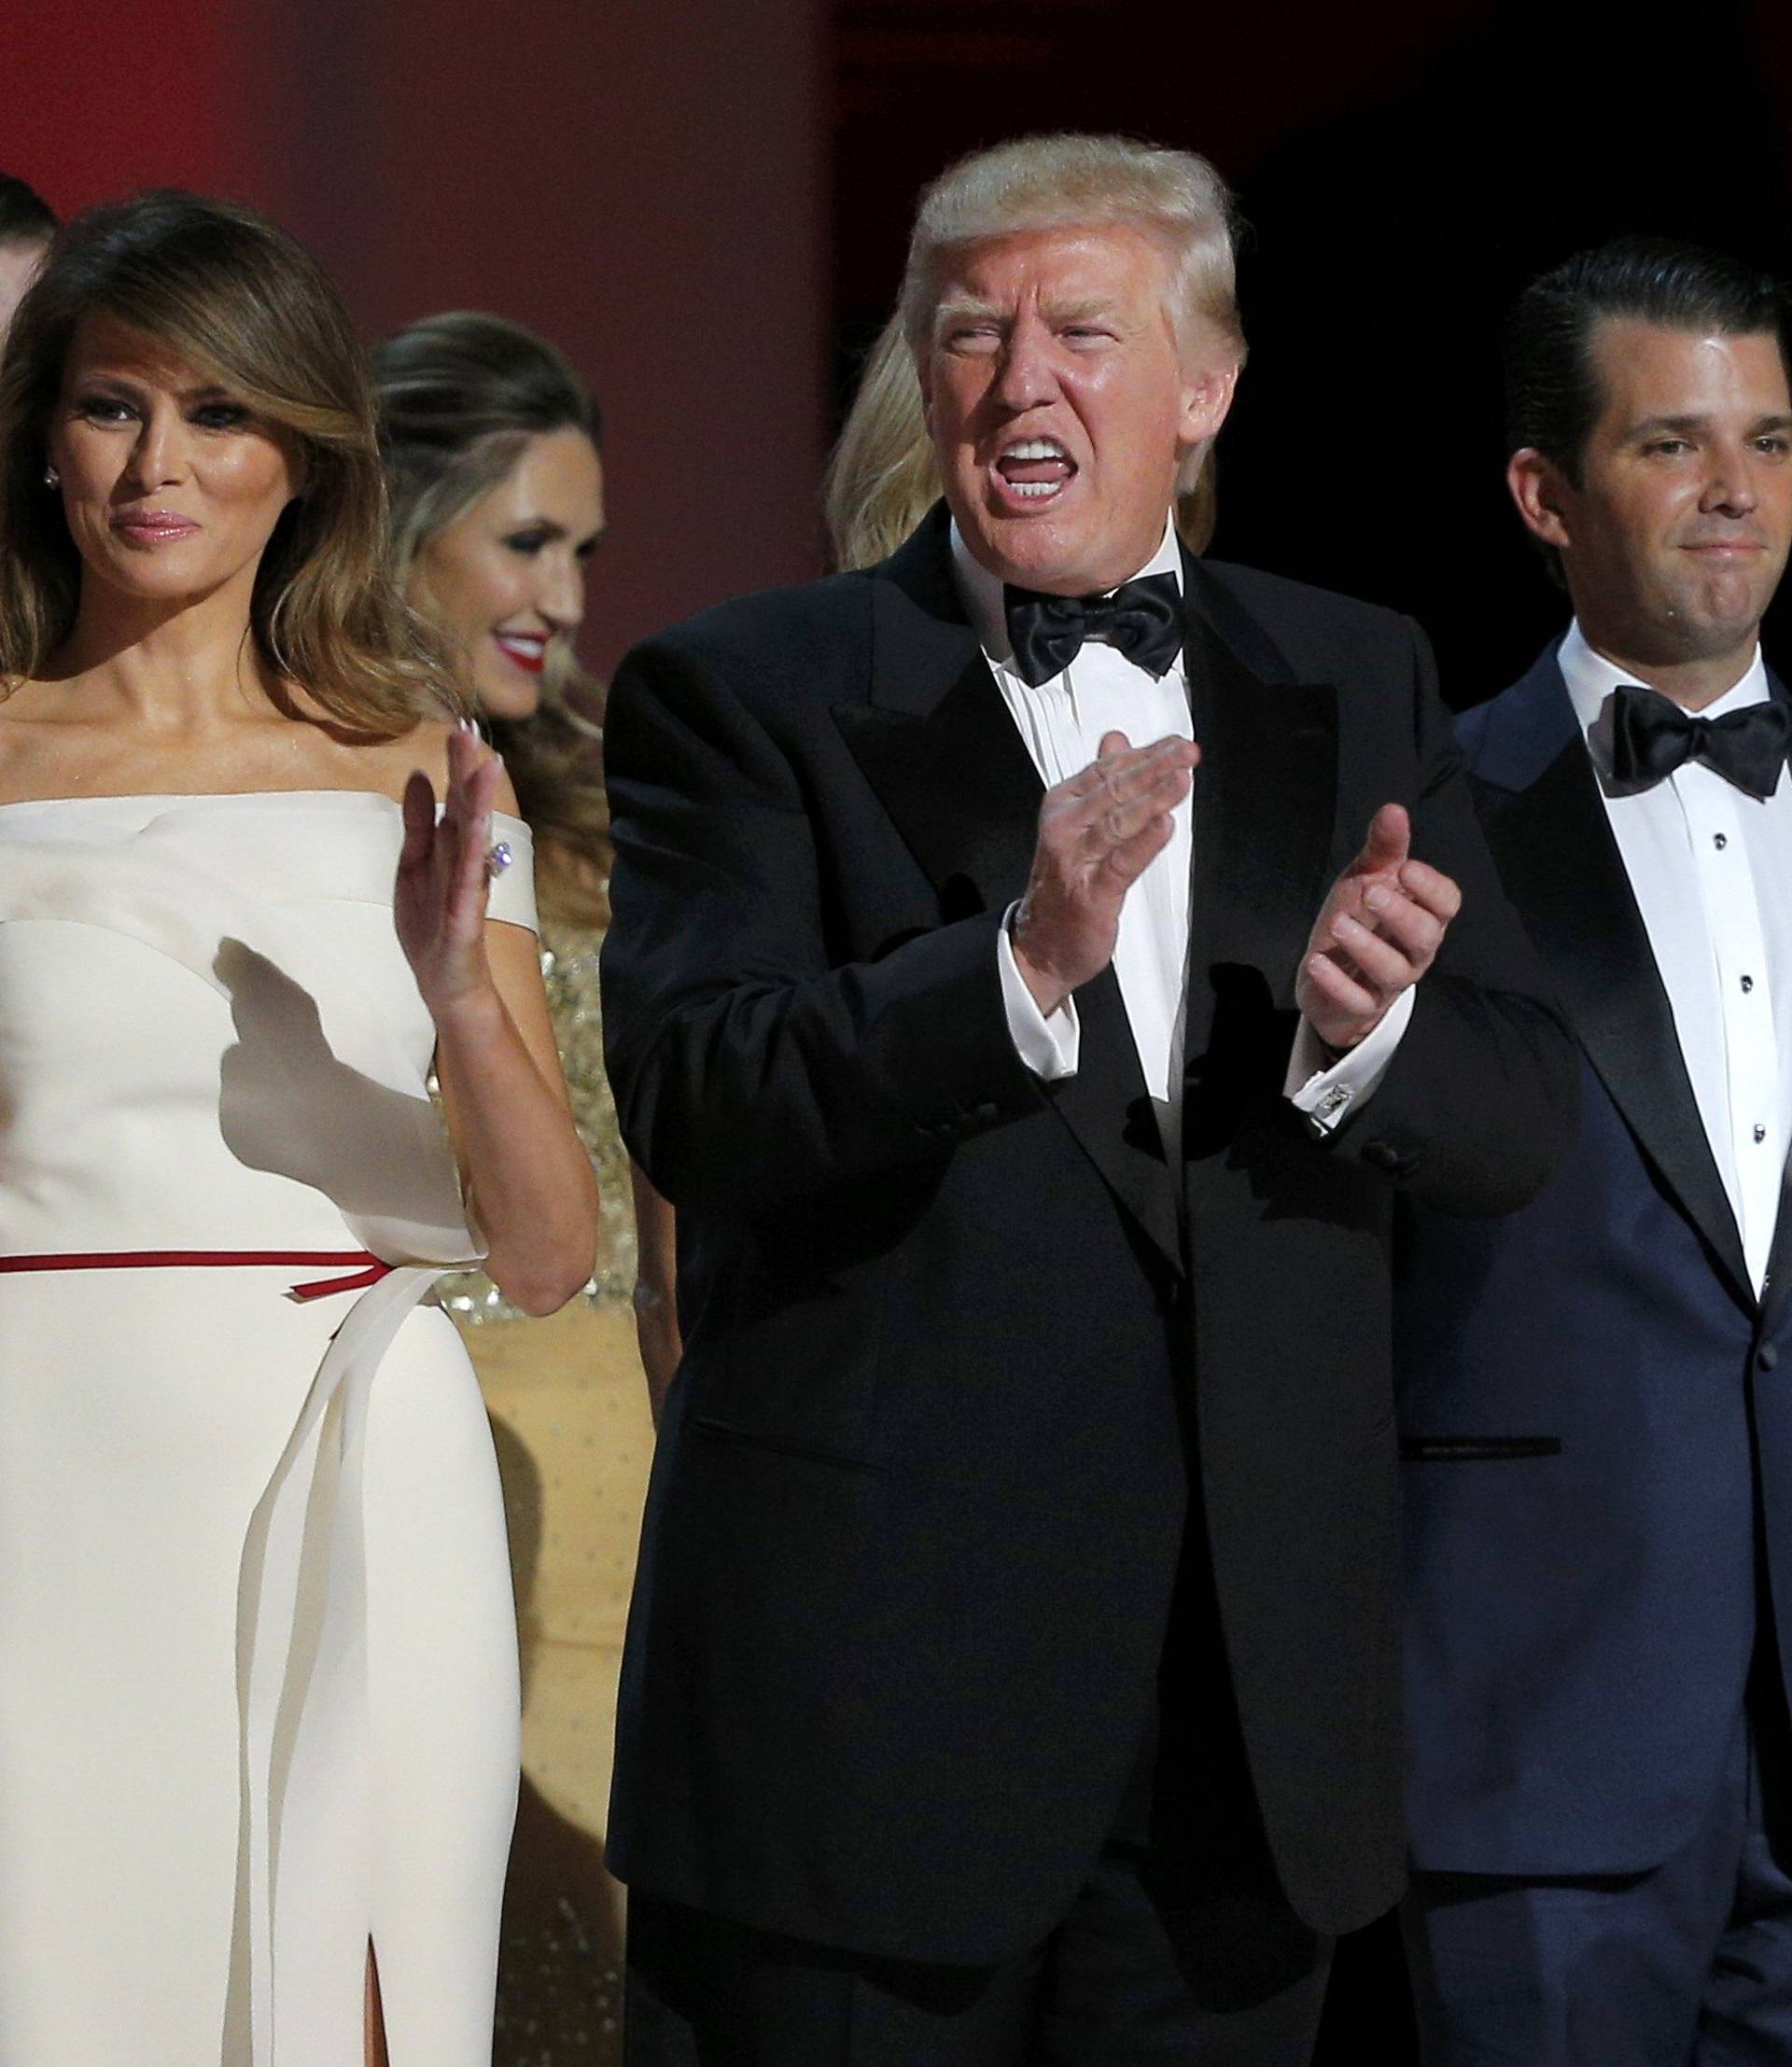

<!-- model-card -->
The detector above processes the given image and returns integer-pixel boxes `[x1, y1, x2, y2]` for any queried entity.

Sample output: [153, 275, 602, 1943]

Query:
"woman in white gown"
[0, 192, 598, 2064]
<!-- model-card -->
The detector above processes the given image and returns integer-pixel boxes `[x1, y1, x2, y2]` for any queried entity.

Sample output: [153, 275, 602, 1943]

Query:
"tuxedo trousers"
[1403, 1683, 1792, 2065]
[624, 1516, 1334, 2066]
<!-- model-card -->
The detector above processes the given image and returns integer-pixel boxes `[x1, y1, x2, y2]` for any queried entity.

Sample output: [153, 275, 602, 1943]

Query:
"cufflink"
[1315, 1083, 1352, 1122]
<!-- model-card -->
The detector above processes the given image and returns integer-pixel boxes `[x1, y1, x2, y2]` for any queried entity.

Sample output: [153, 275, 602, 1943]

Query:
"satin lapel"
[1478, 717, 1752, 1306]
[1178, 559, 1338, 1192]
[1764, 1162, 1792, 1334]
[1756, 667, 1792, 1329]
[831, 510, 1183, 1278]
[832, 581, 1040, 924]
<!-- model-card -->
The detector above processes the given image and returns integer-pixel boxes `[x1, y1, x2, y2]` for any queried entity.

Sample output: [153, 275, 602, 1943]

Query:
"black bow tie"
[1002, 571, 1183, 689]
[1606, 683, 1792, 801]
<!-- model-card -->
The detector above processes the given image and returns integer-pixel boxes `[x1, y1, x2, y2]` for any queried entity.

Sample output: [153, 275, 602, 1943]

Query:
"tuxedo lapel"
[831, 509, 1183, 1278]
[1754, 669, 1792, 1332]
[1471, 654, 1752, 1307]
[1178, 556, 1339, 1186]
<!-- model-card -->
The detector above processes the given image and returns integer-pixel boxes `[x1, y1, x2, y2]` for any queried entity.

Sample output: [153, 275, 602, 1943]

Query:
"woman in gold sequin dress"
[375, 314, 676, 2066]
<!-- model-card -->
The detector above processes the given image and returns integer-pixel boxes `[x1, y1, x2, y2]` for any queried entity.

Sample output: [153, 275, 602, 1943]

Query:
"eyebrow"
[931, 294, 1122, 335]
[1628, 411, 1792, 437]
[932, 298, 1001, 334]
[506, 515, 609, 545]
[1043, 297, 1120, 325]
[71, 370, 240, 403]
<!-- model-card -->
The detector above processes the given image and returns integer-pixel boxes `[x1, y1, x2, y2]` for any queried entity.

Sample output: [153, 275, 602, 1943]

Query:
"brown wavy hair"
[0, 189, 457, 731]
[373, 311, 609, 925]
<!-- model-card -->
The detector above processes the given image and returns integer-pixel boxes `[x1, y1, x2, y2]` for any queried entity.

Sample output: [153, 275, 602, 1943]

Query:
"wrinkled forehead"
[925, 220, 1179, 325]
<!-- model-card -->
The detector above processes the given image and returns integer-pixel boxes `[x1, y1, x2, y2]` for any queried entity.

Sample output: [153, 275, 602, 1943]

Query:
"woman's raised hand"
[395, 721, 506, 1022]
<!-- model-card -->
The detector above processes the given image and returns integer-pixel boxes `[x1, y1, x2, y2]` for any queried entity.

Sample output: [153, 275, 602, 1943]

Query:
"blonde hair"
[825, 310, 1220, 573]
[374, 311, 609, 926]
[0, 189, 456, 732]
[900, 133, 1246, 369]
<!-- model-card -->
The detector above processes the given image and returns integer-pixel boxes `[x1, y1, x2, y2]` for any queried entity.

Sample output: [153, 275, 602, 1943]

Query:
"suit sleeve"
[599, 636, 1043, 1210]
[1323, 620, 1577, 1216]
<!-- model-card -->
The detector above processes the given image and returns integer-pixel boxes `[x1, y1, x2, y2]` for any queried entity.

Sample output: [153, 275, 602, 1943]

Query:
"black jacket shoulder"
[617, 568, 878, 709]
[1194, 557, 1424, 682]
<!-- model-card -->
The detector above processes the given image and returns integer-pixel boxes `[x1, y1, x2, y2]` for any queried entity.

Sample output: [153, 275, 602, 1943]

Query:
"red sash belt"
[0, 1249, 393, 1302]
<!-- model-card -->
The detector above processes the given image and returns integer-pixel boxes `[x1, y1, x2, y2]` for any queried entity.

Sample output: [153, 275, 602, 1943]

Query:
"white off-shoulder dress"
[0, 790, 535, 2065]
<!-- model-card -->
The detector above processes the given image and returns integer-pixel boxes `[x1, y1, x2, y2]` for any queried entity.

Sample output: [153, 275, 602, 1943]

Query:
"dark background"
[833, 0, 1792, 706]
[15, 1, 1792, 2050]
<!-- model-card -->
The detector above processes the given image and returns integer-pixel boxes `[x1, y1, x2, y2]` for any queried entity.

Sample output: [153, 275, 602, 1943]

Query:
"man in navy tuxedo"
[1399, 239, 1792, 2060]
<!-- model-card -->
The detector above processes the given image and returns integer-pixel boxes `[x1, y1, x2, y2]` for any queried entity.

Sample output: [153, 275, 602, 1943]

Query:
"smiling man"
[1398, 241, 1792, 2063]
[601, 133, 1574, 2065]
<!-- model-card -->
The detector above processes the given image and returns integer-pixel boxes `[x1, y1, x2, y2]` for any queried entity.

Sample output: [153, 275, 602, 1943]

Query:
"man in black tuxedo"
[1399, 242, 1792, 2061]
[601, 133, 1574, 2064]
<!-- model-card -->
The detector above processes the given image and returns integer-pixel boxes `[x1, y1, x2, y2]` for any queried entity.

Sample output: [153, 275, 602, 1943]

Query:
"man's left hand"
[1296, 803, 1462, 1051]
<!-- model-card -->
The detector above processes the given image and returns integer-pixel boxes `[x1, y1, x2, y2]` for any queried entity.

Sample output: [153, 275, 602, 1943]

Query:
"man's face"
[1518, 318, 1792, 670]
[917, 223, 1236, 595]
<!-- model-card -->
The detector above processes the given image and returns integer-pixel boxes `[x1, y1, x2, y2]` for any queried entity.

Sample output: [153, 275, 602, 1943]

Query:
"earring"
[42, 464, 58, 489]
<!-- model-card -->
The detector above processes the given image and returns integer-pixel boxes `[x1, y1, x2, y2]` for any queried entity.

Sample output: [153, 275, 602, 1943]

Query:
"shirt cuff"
[998, 905, 1079, 1081]
[1284, 986, 1416, 1132]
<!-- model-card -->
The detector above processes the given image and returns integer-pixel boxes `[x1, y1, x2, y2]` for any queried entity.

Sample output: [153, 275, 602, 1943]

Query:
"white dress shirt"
[951, 517, 1411, 1161]
[1562, 621, 1792, 1293]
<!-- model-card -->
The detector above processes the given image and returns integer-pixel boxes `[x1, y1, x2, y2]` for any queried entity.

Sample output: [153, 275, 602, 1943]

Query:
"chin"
[473, 674, 543, 723]
[963, 510, 1095, 593]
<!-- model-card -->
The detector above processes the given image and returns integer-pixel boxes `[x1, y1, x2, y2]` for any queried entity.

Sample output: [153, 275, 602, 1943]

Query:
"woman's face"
[412, 426, 605, 719]
[48, 311, 299, 617]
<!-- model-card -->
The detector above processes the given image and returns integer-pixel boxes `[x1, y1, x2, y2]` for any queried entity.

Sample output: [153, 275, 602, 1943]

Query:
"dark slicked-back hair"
[0, 175, 56, 247]
[1504, 237, 1791, 483]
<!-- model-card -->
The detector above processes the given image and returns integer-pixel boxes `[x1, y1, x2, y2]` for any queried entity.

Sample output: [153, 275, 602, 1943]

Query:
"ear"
[1506, 447, 1574, 552]
[1177, 359, 1239, 448]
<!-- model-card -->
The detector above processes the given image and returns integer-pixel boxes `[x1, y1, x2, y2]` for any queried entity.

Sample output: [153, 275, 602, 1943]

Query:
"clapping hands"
[1296, 803, 1461, 1052]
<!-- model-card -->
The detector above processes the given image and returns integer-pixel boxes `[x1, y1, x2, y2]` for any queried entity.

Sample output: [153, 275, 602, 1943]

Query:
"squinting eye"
[192, 403, 249, 430]
[504, 532, 550, 555]
[77, 396, 133, 423]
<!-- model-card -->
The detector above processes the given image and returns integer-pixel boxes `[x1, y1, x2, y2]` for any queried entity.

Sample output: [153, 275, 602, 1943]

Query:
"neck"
[1574, 616, 1760, 714]
[48, 562, 285, 731]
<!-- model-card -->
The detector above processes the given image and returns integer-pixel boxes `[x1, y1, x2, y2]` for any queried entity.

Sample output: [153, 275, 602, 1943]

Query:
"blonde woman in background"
[823, 305, 1220, 570]
[375, 311, 673, 2066]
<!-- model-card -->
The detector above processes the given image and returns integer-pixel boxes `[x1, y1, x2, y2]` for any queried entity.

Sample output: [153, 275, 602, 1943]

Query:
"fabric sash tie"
[0, 1248, 394, 1301]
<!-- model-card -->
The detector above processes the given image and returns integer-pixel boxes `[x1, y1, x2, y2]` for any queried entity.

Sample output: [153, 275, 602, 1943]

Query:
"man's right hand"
[1010, 731, 1199, 1017]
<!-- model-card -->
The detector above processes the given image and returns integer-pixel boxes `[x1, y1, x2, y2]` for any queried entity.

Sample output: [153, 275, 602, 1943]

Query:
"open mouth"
[493, 632, 549, 675]
[990, 436, 1076, 505]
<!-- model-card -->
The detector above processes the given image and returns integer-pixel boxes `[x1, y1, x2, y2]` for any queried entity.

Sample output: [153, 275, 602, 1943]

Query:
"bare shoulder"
[345, 719, 520, 815]
[343, 718, 454, 801]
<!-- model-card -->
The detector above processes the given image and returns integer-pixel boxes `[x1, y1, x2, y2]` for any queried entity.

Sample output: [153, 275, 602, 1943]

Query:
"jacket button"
[1363, 1141, 1400, 1171]
[1760, 1343, 1781, 1373]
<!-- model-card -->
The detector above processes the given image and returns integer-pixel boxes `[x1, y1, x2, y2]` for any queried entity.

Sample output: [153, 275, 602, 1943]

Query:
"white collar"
[948, 513, 1183, 669]
[1561, 619, 1770, 773]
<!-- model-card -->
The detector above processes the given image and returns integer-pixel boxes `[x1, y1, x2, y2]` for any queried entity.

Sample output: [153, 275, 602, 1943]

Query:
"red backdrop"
[7, 0, 830, 679]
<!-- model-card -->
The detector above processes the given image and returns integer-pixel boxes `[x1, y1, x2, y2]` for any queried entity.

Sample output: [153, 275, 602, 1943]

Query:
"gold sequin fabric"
[440, 918, 635, 1322]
